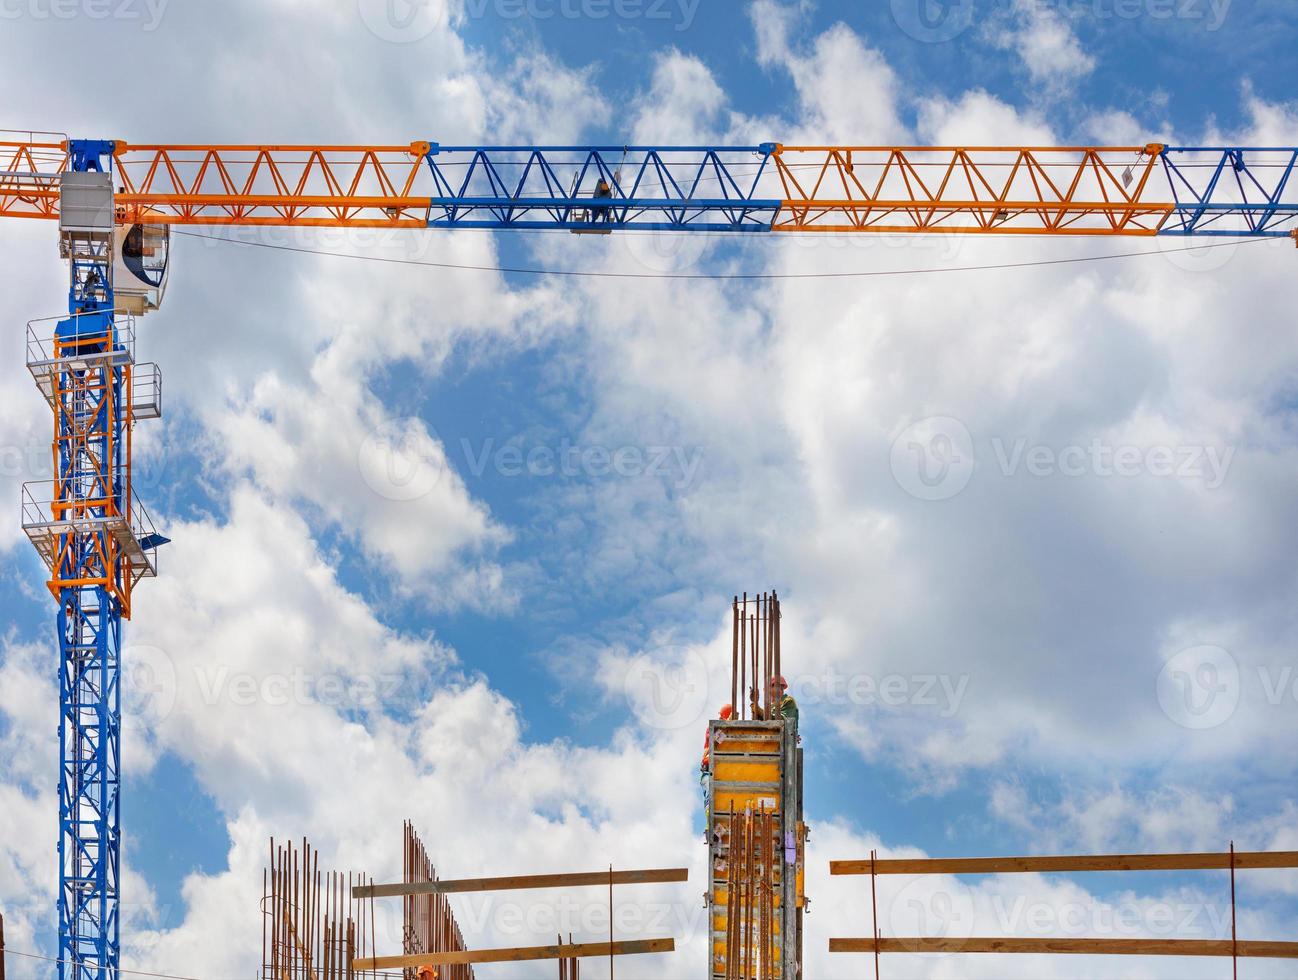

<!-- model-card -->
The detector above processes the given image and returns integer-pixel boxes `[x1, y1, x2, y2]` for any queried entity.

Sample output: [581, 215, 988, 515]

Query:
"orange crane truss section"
[770, 144, 1170, 234]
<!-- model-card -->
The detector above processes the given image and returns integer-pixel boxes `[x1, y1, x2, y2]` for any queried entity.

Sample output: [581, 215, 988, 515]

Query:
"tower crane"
[1, 135, 1296, 980]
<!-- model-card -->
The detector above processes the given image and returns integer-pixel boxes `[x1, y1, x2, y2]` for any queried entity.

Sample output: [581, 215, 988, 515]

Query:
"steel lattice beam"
[3, 139, 1296, 237]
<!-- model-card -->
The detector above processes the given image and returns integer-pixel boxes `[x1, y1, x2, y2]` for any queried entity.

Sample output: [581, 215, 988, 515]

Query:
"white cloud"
[749, 1, 910, 144]
[918, 89, 1058, 145]
[632, 50, 732, 145]
[991, 1, 1097, 92]
[212, 341, 512, 609]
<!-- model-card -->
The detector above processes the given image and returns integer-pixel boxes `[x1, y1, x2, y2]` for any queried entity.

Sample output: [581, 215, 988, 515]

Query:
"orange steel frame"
[48, 329, 138, 617]
[769, 144, 1170, 234]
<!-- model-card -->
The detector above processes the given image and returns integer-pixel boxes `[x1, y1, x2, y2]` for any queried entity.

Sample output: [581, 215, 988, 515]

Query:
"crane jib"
[1, 139, 1295, 240]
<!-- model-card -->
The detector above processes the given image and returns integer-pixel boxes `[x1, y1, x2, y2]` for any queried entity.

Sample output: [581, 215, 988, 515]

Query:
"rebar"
[263, 826, 474, 980]
[730, 593, 781, 721]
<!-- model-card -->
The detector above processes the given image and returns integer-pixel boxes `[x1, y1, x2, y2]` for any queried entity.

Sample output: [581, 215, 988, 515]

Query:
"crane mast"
[1, 134, 1295, 979]
[18, 140, 167, 980]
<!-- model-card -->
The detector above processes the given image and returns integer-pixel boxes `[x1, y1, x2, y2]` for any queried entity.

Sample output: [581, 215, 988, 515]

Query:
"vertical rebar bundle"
[402, 821, 474, 980]
[721, 806, 780, 980]
[731, 593, 781, 721]
[263, 837, 377, 980]
[556, 933, 579, 980]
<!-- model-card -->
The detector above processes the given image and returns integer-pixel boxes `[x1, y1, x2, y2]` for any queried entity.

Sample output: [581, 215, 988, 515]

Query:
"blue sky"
[2, 2, 1298, 978]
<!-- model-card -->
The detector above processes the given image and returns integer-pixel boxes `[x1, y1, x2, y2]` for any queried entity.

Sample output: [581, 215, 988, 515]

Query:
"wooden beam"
[830, 851, 1298, 876]
[353, 938, 675, 969]
[830, 938, 1298, 958]
[354, 867, 688, 898]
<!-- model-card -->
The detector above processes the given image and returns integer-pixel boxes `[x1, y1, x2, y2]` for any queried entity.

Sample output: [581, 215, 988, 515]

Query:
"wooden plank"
[830, 851, 1298, 876]
[354, 867, 688, 899]
[354, 937, 675, 969]
[830, 937, 1298, 958]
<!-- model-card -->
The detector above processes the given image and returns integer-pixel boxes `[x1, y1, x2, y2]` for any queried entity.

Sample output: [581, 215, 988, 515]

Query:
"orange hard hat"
[772, 675, 788, 690]
[719, 703, 735, 720]
[416, 967, 439, 980]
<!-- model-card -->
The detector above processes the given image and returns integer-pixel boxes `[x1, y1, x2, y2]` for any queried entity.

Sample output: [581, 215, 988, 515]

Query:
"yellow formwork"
[706, 720, 797, 979]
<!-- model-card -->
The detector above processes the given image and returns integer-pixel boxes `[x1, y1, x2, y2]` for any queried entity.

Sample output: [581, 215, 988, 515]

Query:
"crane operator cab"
[114, 219, 170, 314]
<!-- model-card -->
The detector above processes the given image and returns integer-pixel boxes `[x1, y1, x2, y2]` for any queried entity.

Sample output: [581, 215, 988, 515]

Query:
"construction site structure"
[3, 134, 1298, 980]
[263, 826, 475, 980]
[707, 593, 805, 980]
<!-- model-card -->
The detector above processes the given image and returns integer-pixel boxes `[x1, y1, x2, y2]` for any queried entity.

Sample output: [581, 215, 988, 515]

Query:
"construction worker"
[701, 703, 734, 772]
[701, 704, 734, 840]
[592, 177, 613, 223]
[771, 675, 798, 726]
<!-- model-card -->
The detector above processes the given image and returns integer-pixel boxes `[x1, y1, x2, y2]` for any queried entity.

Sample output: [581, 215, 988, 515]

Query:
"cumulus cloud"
[212, 342, 512, 609]
[990, 1, 1097, 93]
[749, 0, 909, 144]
